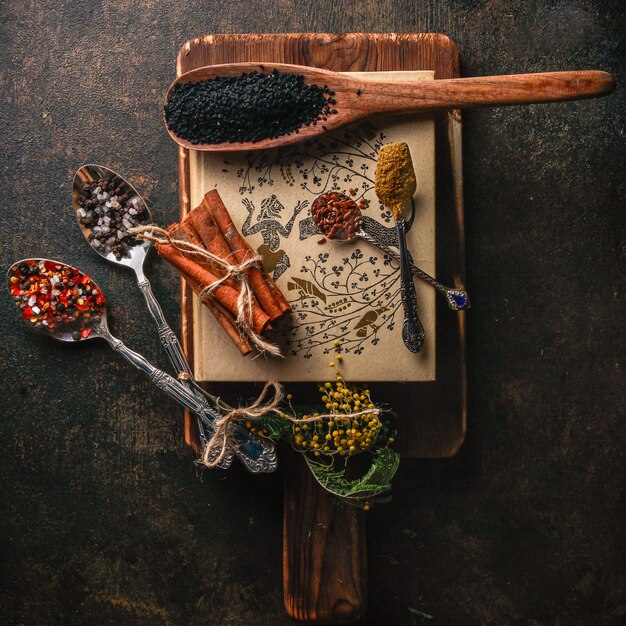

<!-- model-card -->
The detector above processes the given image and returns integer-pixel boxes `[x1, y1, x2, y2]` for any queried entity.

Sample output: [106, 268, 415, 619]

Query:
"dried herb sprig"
[246, 352, 399, 509]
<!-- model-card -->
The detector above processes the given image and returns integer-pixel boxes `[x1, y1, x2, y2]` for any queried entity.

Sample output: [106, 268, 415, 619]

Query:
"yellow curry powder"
[374, 142, 417, 220]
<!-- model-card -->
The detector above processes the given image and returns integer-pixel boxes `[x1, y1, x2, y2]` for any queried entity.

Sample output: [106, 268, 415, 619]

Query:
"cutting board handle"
[283, 451, 367, 624]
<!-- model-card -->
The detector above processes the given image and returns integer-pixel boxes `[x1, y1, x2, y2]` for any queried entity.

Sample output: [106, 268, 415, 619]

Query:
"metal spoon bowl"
[72, 164, 151, 271]
[8, 258, 279, 473]
[8, 258, 108, 343]
[311, 194, 470, 311]
[72, 164, 196, 381]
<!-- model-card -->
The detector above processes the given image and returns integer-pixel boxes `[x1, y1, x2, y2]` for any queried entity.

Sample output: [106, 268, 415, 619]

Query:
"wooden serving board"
[175, 33, 466, 623]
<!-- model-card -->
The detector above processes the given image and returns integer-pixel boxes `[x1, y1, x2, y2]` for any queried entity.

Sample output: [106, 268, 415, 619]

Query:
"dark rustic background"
[0, 2, 624, 625]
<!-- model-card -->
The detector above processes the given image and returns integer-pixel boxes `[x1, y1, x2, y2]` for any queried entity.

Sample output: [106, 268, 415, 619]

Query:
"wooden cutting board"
[175, 33, 466, 623]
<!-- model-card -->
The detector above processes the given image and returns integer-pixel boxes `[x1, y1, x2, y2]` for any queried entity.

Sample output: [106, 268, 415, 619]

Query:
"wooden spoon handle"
[360, 70, 615, 114]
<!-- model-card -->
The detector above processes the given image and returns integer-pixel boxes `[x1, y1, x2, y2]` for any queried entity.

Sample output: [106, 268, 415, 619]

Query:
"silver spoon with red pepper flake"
[312, 192, 469, 311]
[7, 258, 277, 474]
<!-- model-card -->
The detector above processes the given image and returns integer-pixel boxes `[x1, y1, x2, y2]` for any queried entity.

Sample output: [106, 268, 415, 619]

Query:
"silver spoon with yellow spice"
[375, 143, 425, 353]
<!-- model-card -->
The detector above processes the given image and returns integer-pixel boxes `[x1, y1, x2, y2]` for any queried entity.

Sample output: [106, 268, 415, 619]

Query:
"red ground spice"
[311, 192, 367, 241]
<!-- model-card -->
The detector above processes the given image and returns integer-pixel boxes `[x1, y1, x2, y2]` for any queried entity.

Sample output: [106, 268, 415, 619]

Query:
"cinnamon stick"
[203, 190, 285, 321]
[156, 241, 271, 335]
[167, 223, 252, 355]
[183, 272, 252, 356]
[186, 202, 235, 277]
[171, 218, 238, 291]
[174, 219, 268, 319]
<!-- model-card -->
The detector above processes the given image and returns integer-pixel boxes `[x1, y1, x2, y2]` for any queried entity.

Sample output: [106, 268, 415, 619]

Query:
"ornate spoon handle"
[111, 280, 278, 475]
[396, 218, 425, 353]
[358, 230, 470, 311]
[104, 333, 235, 469]
[136, 274, 194, 377]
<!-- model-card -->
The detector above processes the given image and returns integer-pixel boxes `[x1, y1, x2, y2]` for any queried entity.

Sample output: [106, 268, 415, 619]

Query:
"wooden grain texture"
[283, 449, 367, 624]
[166, 65, 613, 152]
[177, 31, 466, 458]
[176, 32, 466, 624]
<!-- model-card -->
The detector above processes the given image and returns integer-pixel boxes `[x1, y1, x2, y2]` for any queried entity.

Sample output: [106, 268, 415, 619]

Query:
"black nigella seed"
[164, 70, 338, 145]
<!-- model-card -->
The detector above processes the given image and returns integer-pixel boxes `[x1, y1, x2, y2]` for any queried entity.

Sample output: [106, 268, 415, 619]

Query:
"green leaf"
[305, 447, 400, 504]
[408, 606, 433, 620]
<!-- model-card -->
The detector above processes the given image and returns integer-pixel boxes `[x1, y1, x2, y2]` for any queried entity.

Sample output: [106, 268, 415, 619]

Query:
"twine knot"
[129, 224, 281, 356]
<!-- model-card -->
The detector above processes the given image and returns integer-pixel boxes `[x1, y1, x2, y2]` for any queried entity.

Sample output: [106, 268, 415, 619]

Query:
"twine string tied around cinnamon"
[129, 224, 281, 356]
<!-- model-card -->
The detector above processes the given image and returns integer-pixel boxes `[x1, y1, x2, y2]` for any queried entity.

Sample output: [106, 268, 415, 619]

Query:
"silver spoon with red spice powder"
[311, 192, 469, 311]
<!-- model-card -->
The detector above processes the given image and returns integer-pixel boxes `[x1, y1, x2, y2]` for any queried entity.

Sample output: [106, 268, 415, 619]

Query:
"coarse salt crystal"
[32, 306, 40, 314]
[28, 295, 37, 306]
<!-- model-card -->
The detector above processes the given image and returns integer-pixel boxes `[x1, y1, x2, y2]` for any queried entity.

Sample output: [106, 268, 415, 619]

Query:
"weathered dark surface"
[0, 1, 623, 625]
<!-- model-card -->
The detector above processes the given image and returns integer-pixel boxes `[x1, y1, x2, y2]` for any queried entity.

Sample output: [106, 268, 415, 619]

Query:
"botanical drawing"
[231, 125, 406, 357]
[284, 249, 402, 359]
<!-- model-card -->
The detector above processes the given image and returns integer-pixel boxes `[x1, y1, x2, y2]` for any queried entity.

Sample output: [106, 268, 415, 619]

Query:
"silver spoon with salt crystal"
[71, 165, 276, 473]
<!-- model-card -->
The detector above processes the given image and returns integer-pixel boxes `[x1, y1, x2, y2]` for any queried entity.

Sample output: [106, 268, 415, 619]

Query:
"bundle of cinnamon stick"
[157, 189, 291, 355]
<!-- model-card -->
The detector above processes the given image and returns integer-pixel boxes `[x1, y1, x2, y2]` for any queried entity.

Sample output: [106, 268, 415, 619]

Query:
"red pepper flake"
[8, 260, 105, 334]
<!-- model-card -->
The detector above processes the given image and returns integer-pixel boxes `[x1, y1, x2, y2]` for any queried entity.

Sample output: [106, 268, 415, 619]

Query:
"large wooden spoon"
[164, 62, 614, 152]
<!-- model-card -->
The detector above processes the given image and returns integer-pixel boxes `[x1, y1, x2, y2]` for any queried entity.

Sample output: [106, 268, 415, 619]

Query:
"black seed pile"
[164, 69, 337, 145]
[76, 177, 148, 260]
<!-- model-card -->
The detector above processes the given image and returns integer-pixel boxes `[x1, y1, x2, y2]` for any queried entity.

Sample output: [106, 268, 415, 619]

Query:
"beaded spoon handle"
[357, 228, 470, 311]
[312, 194, 469, 311]
[395, 215, 425, 352]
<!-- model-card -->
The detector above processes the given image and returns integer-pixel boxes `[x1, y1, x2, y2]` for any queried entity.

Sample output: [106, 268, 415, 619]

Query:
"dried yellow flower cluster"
[292, 366, 386, 458]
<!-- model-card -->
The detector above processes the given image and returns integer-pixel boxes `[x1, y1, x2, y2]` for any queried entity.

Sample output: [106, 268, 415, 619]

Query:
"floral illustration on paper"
[285, 249, 402, 358]
[229, 125, 406, 357]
